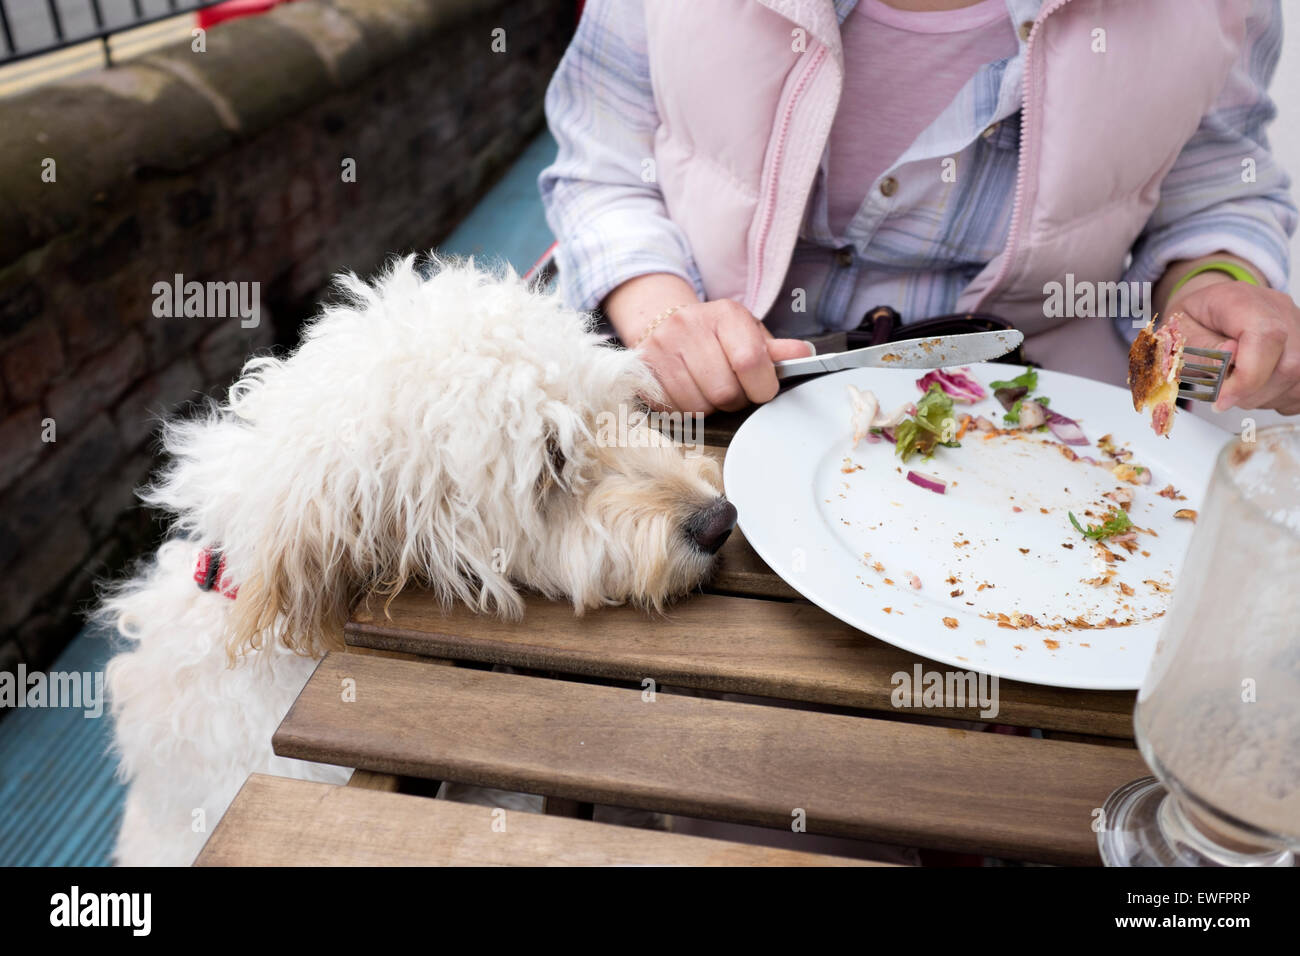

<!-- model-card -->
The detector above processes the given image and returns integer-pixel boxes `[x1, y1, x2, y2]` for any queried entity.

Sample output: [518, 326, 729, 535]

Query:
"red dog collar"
[194, 547, 239, 600]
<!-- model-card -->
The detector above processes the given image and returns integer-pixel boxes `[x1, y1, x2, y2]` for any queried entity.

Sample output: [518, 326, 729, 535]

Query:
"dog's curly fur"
[97, 258, 729, 865]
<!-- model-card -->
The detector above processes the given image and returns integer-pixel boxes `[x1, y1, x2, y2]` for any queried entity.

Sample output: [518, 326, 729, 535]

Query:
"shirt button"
[1018, 20, 1034, 42]
[835, 247, 853, 267]
[981, 121, 1000, 140]
[879, 176, 898, 198]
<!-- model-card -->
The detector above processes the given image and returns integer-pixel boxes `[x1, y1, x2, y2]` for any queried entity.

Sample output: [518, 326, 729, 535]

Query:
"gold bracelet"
[634, 304, 691, 349]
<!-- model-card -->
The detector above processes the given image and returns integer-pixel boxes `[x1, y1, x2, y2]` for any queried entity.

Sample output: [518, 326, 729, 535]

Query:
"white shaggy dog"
[98, 257, 736, 866]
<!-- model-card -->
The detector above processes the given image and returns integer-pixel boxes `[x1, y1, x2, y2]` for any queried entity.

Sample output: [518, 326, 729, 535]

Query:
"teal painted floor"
[0, 131, 558, 867]
[0, 627, 123, 866]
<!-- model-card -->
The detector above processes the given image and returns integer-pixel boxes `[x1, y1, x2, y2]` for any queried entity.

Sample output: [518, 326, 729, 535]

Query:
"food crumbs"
[943, 617, 959, 629]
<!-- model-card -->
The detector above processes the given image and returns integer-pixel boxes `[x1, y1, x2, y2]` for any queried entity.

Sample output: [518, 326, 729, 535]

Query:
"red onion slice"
[906, 470, 947, 494]
[1044, 408, 1089, 446]
[916, 368, 987, 404]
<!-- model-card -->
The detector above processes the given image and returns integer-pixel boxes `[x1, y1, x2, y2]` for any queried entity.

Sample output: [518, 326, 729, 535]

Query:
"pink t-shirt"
[826, 0, 1018, 236]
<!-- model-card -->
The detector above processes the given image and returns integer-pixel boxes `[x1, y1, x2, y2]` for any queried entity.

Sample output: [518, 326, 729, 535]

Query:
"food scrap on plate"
[835, 363, 1197, 643]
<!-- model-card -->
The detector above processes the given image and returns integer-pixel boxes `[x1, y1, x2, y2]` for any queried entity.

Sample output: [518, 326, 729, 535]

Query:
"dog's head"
[149, 258, 735, 659]
[517, 408, 734, 615]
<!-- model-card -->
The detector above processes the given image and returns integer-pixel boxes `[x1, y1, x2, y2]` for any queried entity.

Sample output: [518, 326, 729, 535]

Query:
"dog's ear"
[226, 547, 352, 662]
[222, 500, 359, 662]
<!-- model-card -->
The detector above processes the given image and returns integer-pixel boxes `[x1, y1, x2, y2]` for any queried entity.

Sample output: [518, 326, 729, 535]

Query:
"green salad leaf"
[895, 383, 959, 462]
[988, 367, 1038, 392]
[1068, 508, 1133, 541]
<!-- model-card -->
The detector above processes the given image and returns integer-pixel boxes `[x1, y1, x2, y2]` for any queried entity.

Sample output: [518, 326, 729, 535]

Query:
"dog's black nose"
[687, 498, 738, 554]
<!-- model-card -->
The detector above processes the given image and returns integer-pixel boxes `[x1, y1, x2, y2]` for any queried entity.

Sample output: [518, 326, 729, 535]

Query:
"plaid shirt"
[539, 0, 1295, 341]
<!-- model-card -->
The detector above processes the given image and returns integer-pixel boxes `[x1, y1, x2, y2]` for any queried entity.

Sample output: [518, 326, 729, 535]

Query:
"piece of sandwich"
[1128, 314, 1186, 437]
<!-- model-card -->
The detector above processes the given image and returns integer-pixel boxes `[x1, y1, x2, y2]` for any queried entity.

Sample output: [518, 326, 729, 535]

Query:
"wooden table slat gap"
[346, 591, 1136, 739]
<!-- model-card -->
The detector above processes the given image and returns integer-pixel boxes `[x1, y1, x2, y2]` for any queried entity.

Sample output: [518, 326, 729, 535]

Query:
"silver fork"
[1178, 347, 1233, 403]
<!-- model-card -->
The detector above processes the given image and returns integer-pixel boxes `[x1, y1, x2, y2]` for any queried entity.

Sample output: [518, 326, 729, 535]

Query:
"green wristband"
[1168, 260, 1260, 299]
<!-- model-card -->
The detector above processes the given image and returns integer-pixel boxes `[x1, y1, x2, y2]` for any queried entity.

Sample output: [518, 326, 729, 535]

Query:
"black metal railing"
[0, 0, 231, 67]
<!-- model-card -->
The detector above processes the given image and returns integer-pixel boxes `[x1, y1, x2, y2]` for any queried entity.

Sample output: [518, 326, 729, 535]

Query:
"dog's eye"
[540, 435, 567, 492]
[547, 436, 566, 473]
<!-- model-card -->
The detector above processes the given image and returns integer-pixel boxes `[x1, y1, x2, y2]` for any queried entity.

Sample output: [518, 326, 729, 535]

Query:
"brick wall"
[0, 0, 570, 675]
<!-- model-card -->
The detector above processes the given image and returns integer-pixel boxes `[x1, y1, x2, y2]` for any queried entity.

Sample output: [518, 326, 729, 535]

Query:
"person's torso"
[642, 0, 1251, 338]
[774, 0, 1022, 337]
[826, 0, 1017, 235]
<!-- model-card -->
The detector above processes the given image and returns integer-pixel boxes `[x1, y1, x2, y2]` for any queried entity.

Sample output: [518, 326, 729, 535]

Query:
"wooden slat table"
[261, 439, 1144, 866]
[275, 653, 1143, 865]
[196, 774, 879, 866]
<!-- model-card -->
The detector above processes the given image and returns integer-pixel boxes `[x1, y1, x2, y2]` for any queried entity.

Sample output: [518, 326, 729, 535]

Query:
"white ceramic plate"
[723, 363, 1228, 690]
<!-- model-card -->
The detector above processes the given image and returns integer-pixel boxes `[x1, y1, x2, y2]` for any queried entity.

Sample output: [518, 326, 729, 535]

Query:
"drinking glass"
[1098, 423, 1300, 866]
